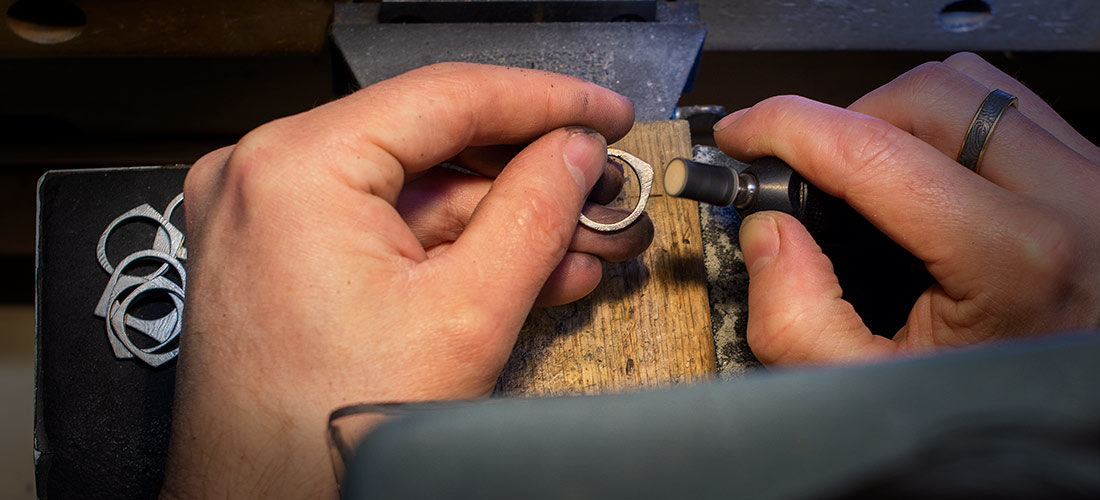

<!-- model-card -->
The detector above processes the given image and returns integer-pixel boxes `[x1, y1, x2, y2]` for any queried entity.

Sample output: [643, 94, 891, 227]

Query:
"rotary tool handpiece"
[663, 155, 932, 335]
[663, 156, 849, 240]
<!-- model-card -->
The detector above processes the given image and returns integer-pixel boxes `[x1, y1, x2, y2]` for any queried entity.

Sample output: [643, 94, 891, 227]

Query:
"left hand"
[163, 63, 645, 498]
[394, 145, 654, 305]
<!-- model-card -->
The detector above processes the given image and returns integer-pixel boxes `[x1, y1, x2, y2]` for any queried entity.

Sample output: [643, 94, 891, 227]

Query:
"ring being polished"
[579, 148, 654, 232]
[957, 88, 1018, 172]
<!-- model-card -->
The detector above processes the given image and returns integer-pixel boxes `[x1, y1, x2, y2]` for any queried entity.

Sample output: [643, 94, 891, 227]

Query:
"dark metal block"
[378, 0, 658, 23]
[35, 167, 187, 499]
[696, 0, 1100, 51]
[333, 2, 706, 121]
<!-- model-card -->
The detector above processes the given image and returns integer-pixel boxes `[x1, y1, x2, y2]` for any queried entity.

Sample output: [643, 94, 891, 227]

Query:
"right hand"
[714, 52, 1100, 365]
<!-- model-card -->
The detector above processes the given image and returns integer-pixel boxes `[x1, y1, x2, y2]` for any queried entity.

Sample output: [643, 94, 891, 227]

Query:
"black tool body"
[666, 155, 933, 336]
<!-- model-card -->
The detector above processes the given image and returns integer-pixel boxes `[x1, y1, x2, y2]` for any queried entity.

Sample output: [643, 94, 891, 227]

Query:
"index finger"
[713, 96, 1012, 268]
[247, 62, 635, 204]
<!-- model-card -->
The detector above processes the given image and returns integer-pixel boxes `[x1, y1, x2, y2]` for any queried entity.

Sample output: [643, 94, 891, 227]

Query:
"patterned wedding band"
[957, 88, 1018, 173]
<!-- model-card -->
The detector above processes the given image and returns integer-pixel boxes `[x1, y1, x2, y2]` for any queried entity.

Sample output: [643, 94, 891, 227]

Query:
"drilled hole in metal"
[5, 0, 85, 44]
[938, 0, 992, 34]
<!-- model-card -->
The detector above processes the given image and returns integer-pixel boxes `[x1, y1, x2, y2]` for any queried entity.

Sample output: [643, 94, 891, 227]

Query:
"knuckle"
[895, 62, 967, 141]
[430, 300, 504, 364]
[600, 214, 654, 262]
[181, 171, 202, 206]
[757, 94, 811, 115]
[183, 147, 230, 203]
[219, 120, 300, 199]
[416, 61, 472, 75]
[512, 193, 573, 250]
[374, 67, 477, 148]
[856, 61, 968, 144]
[898, 61, 960, 102]
[736, 94, 807, 126]
[943, 51, 985, 70]
[974, 208, 1097, 333]
[747, 326, 789, 365]
[742, 94, 819, 137]
[748, 309, 808, 365]
[902, 61, 956, 89]
[749, 291, 843, 367]
[891, 62, 969, 114]
[1012, 212, 1080, 289]
[383, 62, 474, 91]
[837, 115, 908, 181]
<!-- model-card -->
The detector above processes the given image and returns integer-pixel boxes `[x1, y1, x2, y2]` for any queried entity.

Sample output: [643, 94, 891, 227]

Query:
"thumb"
[438, 127, 609, 323]
[740, 212, 897, 365]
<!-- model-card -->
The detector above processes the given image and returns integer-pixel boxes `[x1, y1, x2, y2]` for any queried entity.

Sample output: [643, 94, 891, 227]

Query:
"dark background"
[4, 0, 1099, 313]
[4, 1, 1099, 497]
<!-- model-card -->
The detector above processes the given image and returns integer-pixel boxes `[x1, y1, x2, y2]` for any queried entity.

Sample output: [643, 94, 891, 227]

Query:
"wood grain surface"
[496, 120, 716, 396]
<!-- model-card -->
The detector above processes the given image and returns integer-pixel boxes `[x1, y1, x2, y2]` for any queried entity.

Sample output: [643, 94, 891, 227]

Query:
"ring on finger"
[957, 88, 1018, 173]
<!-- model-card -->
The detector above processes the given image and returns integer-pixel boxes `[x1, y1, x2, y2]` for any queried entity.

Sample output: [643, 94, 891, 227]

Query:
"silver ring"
[957, 88, 1018, 173]
[96, 199, 185, 277]
[108, 277, 184, 367]
[579, 148, 653, 232]
[100, 249, 187, 367]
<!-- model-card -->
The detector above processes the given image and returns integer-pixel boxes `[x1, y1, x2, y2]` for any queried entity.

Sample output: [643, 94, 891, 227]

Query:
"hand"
[163, 63, 646, 497]
[396, 146, 653, 305]
[713, 52, 1100, 365]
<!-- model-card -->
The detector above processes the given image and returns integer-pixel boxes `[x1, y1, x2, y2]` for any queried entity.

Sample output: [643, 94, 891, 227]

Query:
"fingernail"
[563, 128, 607, 190]
[740, 213, 780, 276]
[713, 108, 749, 132]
